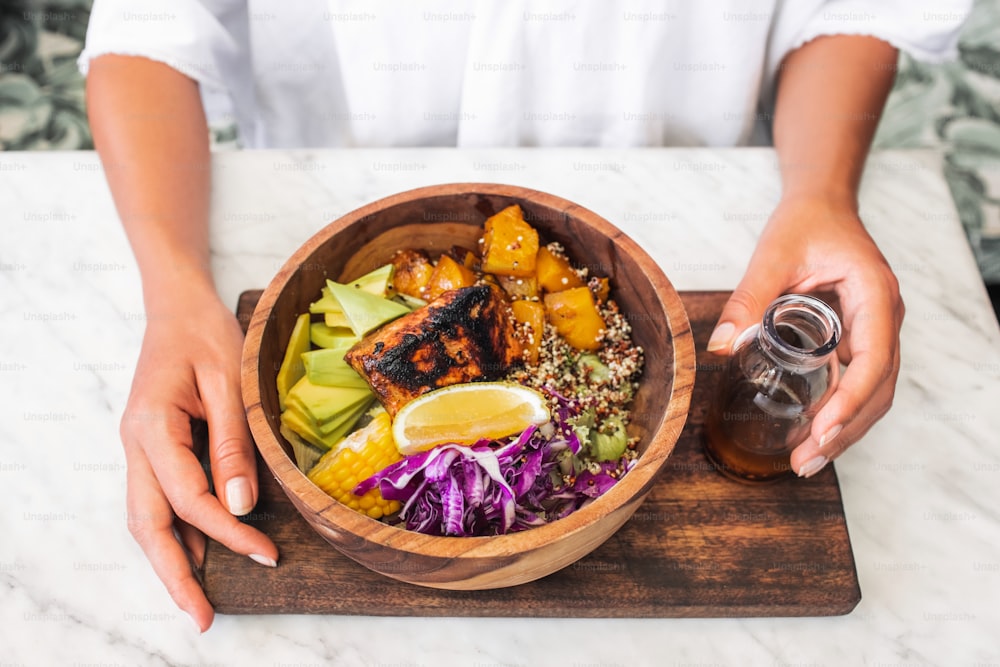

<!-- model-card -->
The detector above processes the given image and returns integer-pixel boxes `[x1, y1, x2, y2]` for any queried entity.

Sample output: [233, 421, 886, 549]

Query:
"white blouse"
[79, 0, 971, 149]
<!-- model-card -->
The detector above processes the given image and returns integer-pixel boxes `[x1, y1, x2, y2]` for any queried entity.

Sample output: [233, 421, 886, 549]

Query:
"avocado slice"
[302, 348, 369, 388]
[348, 263, 394, 297]
[276, 313, 311, 411]
[589, 416, 629, 462]
[314, 397, 374, 438]
[280, 408, 329, 451]
[309, 286, 342, 315]
[280, 397, 374, 449]
[577, 352, 611, 382]
[285, 376, 373, 424]
[310, 322, 357, 349]
[326, 279, 410, 337]
[323, 311, 351, 328]
[308, 265, 395, 316]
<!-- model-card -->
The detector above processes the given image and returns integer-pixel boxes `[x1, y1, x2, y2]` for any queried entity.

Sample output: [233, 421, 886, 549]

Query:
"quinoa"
[507, 278, 645, 443]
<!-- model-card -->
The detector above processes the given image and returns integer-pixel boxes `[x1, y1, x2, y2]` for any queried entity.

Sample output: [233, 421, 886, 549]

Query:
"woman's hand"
[708, 195, 904, 477]
[87, 56, 277, 630]
[119, 288, 278, 632]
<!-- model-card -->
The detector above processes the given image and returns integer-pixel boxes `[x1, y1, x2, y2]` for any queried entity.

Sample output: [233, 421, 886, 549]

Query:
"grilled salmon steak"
[344, 284, 524, 416]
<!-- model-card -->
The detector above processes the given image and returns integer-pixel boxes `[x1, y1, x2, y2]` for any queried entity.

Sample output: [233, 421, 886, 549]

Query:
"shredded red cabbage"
[354, 392, 634, 536]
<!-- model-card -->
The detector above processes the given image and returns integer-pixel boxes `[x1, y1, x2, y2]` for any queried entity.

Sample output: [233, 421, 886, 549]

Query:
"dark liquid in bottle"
[704, 322, 825, 483]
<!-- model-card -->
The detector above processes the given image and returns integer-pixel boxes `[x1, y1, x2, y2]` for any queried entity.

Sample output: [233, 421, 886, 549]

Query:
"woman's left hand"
[707, 194, 905, 477]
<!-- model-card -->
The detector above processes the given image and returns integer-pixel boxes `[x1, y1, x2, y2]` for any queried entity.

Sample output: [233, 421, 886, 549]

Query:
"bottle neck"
[757, 294, 841, 372]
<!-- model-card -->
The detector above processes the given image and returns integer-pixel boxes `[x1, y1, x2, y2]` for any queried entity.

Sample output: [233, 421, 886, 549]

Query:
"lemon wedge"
[392, 382, 550, 455]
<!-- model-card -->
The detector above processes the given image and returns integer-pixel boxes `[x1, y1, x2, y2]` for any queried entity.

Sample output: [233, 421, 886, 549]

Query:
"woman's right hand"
[86, 54, 276, 631]
[119, 288, 278, 632]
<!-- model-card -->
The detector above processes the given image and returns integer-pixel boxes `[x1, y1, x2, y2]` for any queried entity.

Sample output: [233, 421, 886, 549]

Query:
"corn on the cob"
[306, 411, 402, 519]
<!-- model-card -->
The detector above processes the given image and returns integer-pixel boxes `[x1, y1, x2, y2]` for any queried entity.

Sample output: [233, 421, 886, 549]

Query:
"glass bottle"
[704, 294, 841, 483]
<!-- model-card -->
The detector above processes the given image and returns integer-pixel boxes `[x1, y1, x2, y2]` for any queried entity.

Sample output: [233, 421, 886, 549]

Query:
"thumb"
[707, 264, 789, 354]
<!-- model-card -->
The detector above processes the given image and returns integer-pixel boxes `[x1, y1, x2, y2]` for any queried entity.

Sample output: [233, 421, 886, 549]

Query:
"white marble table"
[2, 148, 999, 666]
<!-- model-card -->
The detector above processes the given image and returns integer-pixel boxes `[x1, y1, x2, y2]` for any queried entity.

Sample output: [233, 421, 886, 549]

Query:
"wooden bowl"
[242, 183, 695, 589]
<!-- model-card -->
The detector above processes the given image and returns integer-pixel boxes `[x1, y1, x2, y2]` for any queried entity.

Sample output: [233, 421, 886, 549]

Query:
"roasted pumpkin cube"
[591, 276, 610, 304]
[447, 245, 481, 271]
[391, 249, 435, 299]
[510, 300, 546, 364]
[544, 286, 605, 351]
[426, 255, 477, 301]
[498, 274, 539, 300]
[481, 205, 539, 277]
[536, 245, 584, 293]
[480, 273, 501, 291]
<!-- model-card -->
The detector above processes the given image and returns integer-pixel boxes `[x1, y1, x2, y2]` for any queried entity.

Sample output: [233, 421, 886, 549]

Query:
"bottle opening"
[762, 294, 841, 368]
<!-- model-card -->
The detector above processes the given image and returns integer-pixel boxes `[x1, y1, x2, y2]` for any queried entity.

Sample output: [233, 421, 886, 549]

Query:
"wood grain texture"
[206, 290, 861, 617]
[240, 184, 695, 589]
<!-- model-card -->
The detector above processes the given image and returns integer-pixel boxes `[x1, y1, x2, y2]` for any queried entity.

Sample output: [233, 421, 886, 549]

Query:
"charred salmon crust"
[344, 284, 524, 416]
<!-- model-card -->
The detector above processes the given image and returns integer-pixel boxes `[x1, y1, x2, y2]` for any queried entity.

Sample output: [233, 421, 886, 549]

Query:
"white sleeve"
[761, 0, 973, 109]
[78, 0, 253, 135]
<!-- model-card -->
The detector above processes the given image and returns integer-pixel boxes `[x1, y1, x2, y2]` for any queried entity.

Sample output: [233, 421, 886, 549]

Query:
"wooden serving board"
[198, 290, 860, 617]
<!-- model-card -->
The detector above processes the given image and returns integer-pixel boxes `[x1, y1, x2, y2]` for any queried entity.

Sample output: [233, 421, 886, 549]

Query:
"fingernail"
[189, 614, 204, 633]
[798, 455, 828, 478]
[225, 476, 253, 516]
[249, 553, 277, 568]
[819, 424, 843, 448]
[707, 321, 736, 352]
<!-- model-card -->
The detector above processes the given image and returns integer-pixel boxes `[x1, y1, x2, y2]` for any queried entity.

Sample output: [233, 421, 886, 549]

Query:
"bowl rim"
[242, 182, 695, 558]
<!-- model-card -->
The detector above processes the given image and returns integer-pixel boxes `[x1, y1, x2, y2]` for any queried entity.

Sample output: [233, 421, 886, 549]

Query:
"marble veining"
[1, 148, 999, 665]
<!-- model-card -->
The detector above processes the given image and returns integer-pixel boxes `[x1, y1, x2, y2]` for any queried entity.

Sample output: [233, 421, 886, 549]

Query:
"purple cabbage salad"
[354, 390, 636, 537]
